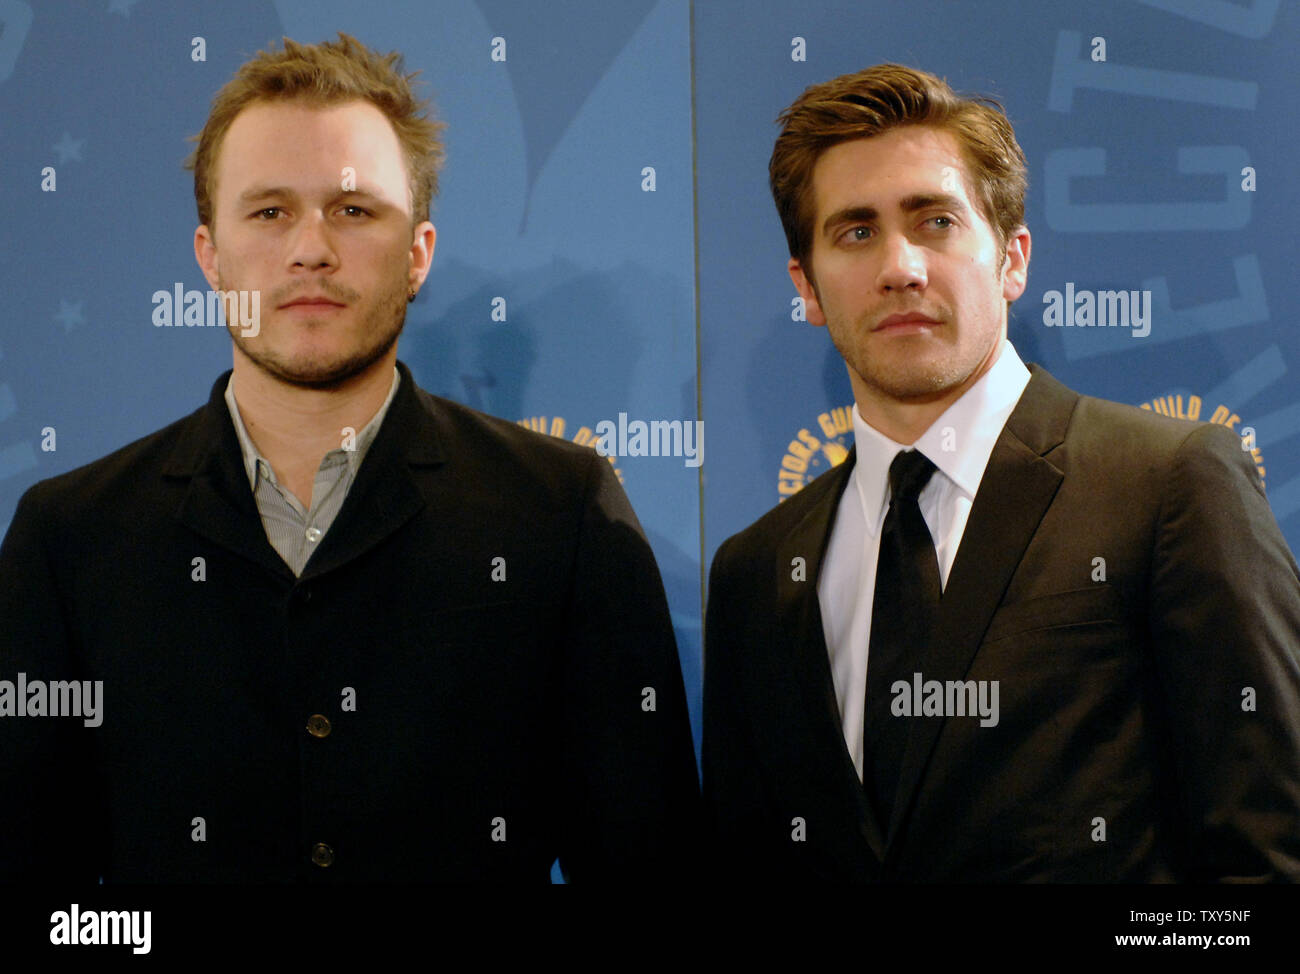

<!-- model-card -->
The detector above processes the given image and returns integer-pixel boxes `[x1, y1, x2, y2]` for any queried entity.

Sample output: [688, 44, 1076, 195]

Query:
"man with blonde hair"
[1, 33, 699, 882]
[703, 63, 1300, 882]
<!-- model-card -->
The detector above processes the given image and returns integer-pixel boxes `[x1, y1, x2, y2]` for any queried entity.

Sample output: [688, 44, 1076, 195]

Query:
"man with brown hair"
[703, 64, 1300, 881]
[0, 33, 699, 882]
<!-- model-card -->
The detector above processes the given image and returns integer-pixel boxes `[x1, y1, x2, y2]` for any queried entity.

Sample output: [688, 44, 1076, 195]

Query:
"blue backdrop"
[2, 0, 1297, 881]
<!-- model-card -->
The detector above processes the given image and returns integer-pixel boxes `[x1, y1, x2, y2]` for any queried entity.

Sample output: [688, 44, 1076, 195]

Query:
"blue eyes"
[839, 216, 953, 243]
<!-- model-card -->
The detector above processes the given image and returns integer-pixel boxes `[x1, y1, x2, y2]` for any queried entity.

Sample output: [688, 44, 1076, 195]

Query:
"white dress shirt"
[817, 340, 1032, 780]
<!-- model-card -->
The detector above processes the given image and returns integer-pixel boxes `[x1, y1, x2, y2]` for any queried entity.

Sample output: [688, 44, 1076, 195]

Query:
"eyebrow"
[820, 193, 970, 236]
[236, 185, 390, 207]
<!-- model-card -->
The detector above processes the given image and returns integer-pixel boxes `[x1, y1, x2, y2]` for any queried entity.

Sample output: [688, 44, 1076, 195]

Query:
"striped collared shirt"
[223, 368, 401, 576]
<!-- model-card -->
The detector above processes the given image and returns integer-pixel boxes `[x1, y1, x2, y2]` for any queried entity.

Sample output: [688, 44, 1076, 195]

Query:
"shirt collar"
[223, 366, 402, 491]
[850, 339, 1031, 535]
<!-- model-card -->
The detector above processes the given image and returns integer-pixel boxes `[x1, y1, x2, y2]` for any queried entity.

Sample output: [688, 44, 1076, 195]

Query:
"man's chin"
[857, 356, 973, 403]
[228, 292, 407, 390]
[235, 342, 397, 391]
[289, 359, 390, 390]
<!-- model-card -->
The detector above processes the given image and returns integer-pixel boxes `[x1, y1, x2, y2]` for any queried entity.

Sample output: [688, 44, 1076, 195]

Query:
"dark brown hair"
[770, 63, 1026, 274]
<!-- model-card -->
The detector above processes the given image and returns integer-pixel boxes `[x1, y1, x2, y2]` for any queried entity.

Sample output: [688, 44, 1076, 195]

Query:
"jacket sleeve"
[1148, 420, 1300, 881]
[554, 453, 701, 881]
[0, 483, 107, 882]
[701, 533, 776, 881]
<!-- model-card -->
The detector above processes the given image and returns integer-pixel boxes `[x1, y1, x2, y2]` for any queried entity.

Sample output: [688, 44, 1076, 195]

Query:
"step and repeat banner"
[1, 0, 1296, 881]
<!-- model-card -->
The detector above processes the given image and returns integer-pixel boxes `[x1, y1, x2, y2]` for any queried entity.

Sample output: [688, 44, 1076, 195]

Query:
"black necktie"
[863, 449, 941, 830]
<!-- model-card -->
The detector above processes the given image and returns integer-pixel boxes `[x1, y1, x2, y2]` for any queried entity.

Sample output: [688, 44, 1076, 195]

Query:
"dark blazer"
[0, 360, 700, 882]
[703, 364, 1300, 882]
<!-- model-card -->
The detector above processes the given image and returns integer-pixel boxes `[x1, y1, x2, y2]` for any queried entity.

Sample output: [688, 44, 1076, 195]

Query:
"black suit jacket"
[0, 360, 700, 882]
[703, 364, 1300, 882]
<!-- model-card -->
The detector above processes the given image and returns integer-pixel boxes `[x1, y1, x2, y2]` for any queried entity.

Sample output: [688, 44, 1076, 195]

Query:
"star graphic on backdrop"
[108, 0, 142, 18]
[53, 133, 84, 164]
[54, 300, 85, 332]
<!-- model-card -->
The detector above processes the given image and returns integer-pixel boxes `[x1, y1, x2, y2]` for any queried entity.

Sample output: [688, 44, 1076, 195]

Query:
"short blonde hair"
[184, 31, 445, 235]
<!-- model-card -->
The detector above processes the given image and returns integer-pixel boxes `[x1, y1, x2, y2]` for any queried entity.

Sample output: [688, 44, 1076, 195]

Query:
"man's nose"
[876, 233, 926, 292]
[288, 213, 338, 270]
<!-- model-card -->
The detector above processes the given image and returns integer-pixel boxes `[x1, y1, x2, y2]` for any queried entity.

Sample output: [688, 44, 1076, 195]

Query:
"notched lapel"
[164, 378, 294, 581]
[885, 365, 1076, 851]
[300, 364, 445, 580]
[768, 450, 888, 862]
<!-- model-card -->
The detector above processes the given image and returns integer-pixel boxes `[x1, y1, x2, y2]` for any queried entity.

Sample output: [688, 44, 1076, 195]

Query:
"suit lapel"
[300, 362, 444, 580]
[884, 365, 1077, 850]
[164, 372, 296, 581]
[769, 447, 889, 863]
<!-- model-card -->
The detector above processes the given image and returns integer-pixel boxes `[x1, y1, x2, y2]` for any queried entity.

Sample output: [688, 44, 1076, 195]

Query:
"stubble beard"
[225, 272, 409, 390]
[824, 266, 1006, 404]
[826, 310, 968, 403]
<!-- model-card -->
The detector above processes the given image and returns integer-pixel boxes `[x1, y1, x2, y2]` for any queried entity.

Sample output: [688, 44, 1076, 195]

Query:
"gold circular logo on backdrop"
[1138, 393, 1266, 489]
[517, 415, 624, 483]
[776, 405, 854, 501]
